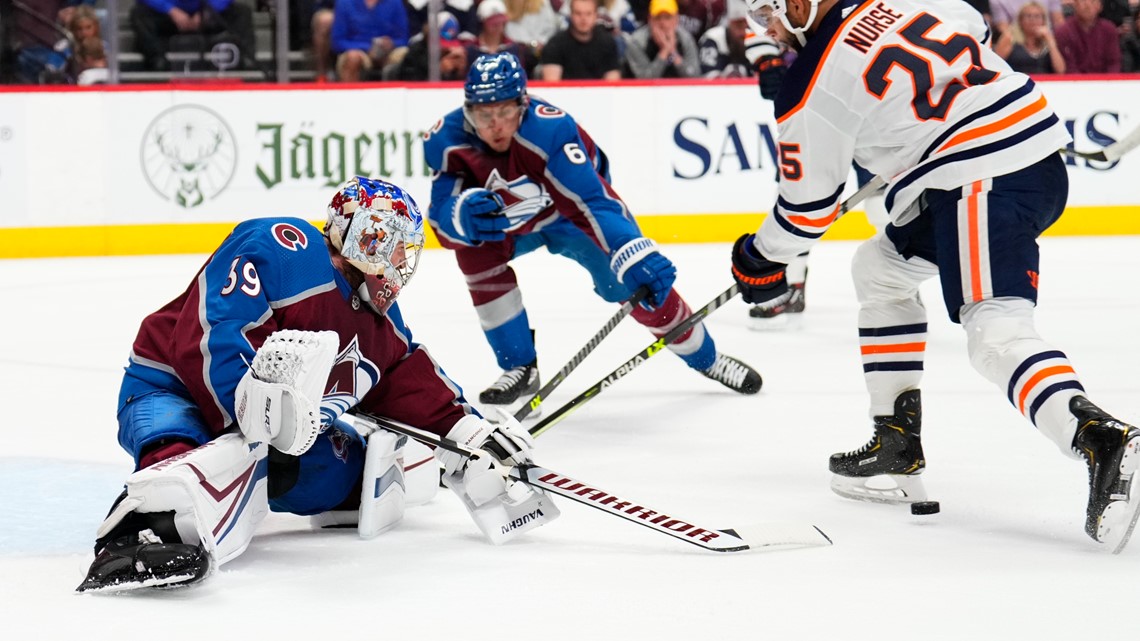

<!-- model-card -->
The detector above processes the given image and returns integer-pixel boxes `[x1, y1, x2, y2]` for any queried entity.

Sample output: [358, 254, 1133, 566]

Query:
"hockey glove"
[731, 233, 789, 305]
[437, 409, 536, 478]
[756, 55, 787, 101]
[438, 188, 508, 244]
[609, 238, 677, 309]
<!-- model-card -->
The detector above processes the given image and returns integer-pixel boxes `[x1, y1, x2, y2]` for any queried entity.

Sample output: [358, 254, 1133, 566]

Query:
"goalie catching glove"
[235, 330, 339, 456]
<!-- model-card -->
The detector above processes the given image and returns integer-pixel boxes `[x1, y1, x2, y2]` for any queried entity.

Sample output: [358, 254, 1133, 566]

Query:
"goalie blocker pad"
[96, 433, 269, 567]
[444, 457, 560, 545]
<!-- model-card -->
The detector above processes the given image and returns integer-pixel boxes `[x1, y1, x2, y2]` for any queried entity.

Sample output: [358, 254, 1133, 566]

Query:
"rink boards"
[0, 77, 1137, 258]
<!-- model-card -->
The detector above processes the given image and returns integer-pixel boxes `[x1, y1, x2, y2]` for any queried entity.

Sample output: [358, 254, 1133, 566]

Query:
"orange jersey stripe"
[1017, 364, 1076, 414]
[937, 95, 1049, 153]
[860, 341, 927, 355]
[785, 205, 841, 229]
[967, 180, 984, 302]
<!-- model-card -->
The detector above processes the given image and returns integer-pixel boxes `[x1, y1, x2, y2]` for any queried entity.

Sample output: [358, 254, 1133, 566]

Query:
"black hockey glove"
[731, 233, 788, 304]
[756, 55, 786, 101]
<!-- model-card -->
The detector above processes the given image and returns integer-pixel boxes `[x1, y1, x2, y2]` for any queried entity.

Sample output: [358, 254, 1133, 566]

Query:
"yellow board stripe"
[1, 206, 1138, 259]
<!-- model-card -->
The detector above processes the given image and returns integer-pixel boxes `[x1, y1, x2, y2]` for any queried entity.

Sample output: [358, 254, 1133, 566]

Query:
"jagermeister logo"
[254, 124, 432, 189]
[140, 105, 237, 208]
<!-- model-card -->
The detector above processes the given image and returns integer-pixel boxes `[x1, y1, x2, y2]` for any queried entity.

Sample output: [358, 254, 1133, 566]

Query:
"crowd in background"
[2, 0, 1139, 84]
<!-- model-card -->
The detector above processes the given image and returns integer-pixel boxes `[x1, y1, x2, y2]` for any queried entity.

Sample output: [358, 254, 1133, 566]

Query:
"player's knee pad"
[97, 433, 269, 566]
[851, 235, 933, 305]
[309, 430, 440, 537]
[961, 297, 1039, 382]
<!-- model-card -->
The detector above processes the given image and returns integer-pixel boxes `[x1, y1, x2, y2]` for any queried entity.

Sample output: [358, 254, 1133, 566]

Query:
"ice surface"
[1, 238, 1137, 639]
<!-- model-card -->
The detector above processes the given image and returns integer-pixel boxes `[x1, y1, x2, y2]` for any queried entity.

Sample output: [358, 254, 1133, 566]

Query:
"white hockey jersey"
[755, 0, 1072, 263]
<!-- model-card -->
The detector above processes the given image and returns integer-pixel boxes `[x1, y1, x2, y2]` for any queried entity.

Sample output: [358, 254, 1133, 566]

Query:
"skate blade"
[748, 313, 803, 332]
[76, 571, 203, 594]
[1099, 435, 1140, 554]
[830, 473, 927, 505]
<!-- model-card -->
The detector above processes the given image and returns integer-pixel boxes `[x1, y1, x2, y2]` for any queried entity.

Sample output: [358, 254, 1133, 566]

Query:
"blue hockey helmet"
[464, 52, 528, 106]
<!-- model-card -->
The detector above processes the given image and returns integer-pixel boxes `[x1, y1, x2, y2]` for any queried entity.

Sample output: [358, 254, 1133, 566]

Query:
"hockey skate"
[701, 353, 763, 395]
[76, 529, 211, 593]
[748, 282, 805, 331]
[1071, 396, 1140, 553]
[479, 360, 540, 416]
[829, 389, 927, 504]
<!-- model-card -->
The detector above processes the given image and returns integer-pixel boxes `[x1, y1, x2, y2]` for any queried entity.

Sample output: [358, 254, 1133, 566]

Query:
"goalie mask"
[745, 0, 820, 47]
[325, 176, 426, 314]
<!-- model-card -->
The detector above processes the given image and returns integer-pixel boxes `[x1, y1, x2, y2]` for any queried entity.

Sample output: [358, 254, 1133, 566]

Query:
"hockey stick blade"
[1060, 122, 1140, 163]
[528, 283, 740, 439]
[514, 465, 832, 553]
[514, 286, 650, 422]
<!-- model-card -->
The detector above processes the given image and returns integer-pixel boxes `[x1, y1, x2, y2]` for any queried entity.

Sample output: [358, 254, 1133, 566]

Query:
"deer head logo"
[141, 105, 237, 208]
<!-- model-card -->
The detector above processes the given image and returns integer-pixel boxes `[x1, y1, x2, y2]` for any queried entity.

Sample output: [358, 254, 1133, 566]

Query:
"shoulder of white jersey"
[699, 25, 729, 52]
[773, 0, 871, 122]
[423, 107, 471, 172]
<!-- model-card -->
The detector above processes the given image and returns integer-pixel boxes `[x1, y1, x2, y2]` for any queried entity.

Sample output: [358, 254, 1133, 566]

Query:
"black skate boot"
[479, 359, 540, 406]
[76, 496, 211, 593]
[1071, 396, 1140, 553]
[748, 282, 806, 330]
[701, 353, 763, 395]
[829, 389, 927, 504]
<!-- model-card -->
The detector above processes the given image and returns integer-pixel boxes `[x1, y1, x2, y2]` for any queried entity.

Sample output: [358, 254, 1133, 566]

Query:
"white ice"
[2, 238, 1138, 639]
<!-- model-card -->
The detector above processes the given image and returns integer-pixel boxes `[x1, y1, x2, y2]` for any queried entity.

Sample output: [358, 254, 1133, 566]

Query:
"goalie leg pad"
[402, 438, 440, 506]
[97, 433, 270, 567]
[444, 459, 560, 544]
[358, 429, 407, 539]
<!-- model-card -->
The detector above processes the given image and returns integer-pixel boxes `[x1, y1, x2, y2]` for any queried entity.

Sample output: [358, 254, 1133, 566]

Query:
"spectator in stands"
[395, 9, 467, 80]
[991, 0, 1066, 38]
[697, 0, 750, 78]
[1122, 7, 1140, 71]
[1055, 0, 1122, 72]
[308, 0, 336, 82]
[129, 0, 256, 72]
[11, 0, 69, 83]
[63, 4, 98, 46]
[994, 1, 1067, 73]
[330, 0, 409, 81]
[465, 0, 533, 74]
[559, 0, 635, 34]
[540, 0, 621, 80]
[72, 35, 107, 83]
[504, 0, 561, 52]
[675, 0, 724, 42]
[405, 0, 477, 40]
[624, 0, 699, 78]
[1098, 0, 1133, 35]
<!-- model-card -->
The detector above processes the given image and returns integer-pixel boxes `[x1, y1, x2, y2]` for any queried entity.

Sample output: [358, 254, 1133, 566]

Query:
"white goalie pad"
[829, 473, 928, 505]
[97, 434, 269, 567]
[235, 330, 339, 456]
[444, 457, 560, 545]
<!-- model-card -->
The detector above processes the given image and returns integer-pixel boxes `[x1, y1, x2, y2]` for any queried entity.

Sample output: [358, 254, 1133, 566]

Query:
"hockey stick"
[353, 412, 832, 552]
[528, 284, 740, 439]
[514, 286, 650, 422]
[1059, 122, 1140, 163]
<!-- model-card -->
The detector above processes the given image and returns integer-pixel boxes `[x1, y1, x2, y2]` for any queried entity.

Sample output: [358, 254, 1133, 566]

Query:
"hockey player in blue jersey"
[422, 52, 762, 410]
[76, 177, 558, 592]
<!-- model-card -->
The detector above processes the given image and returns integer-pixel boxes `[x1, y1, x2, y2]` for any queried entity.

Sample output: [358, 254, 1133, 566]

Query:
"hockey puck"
[910, 501, 940, 515]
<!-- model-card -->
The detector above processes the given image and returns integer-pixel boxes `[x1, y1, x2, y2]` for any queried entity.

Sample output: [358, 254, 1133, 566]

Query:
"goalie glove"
[731, 233, 789, 305]
[437, 408, 535, 478]
[235, 330, 339, 456]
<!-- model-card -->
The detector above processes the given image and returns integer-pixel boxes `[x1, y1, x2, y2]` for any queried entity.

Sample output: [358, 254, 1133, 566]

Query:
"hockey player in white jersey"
[732, 0, 1140, 552]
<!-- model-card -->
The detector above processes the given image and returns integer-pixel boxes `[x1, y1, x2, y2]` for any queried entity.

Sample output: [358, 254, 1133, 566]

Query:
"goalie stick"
[528, 283, 741, 439]
[514, 287, 650, 422]
[353, 412, 832, 552]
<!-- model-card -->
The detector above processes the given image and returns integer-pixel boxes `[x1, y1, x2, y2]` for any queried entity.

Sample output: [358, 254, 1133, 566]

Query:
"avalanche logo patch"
[272, 223, 308, 251]
[484, 169, 554, 231]
[320, 335, 382, 425]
